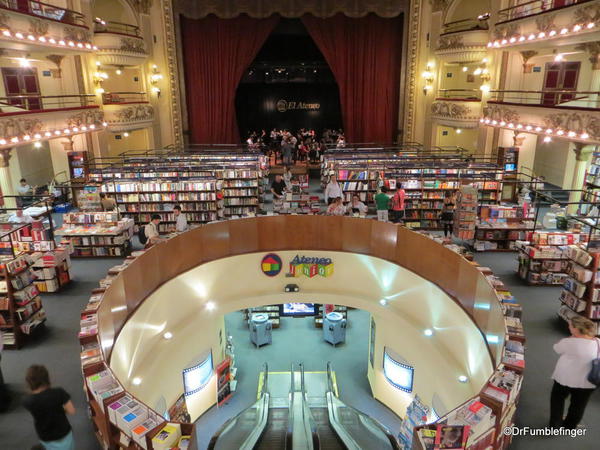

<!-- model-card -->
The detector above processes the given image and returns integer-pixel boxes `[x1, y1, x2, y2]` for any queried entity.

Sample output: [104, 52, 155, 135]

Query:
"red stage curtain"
[302, 14, 403, 144]
[181, 15, 279, 144]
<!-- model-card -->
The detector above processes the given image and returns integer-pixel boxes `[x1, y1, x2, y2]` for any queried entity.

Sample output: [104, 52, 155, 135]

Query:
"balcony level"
[480, 89, 600, 144]
[0, 0, 94, 53]
[430, 89, 483, 128]
[435, 17, 489, 63]
[93, 19, 148, 67]
[0, 94, 106, 149]
[102, 91, 154, 132]
[490, 0, 600, 51]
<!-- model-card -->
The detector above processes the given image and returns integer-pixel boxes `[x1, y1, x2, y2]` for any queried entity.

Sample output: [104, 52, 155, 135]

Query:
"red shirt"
[391, 189, 405, 211]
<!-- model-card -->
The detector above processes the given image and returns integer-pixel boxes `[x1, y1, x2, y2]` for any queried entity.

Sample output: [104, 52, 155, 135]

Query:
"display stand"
[243, 305, 280, 328]
[453, 185, 478, 240]
[55, 212, 134, 257]
[0, 254, 47, 349]
[475, 204, 535, 251]
[314, 304, 347, 328]
[517, 231, 587, 285]
[558, 246, 600, 335]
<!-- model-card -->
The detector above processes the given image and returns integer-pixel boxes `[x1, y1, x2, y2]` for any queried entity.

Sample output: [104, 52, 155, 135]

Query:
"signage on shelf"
[261, 253, 282, 277]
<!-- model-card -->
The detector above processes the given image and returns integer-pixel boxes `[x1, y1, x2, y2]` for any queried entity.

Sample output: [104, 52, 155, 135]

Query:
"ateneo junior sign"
[288, 255, 333, 278]
[260, 254, 334, 278]
[276, 99, 320, 113]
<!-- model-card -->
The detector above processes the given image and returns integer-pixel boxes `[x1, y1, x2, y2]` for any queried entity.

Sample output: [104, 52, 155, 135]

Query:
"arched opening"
[235, 18, 343, 140]
[92, 0, 138, 26]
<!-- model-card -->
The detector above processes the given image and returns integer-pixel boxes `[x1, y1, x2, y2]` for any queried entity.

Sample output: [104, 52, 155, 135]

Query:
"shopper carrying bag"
[549, 316, 599, 429]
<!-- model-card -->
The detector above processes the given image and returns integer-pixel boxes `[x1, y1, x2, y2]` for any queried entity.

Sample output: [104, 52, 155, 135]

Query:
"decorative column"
[568, 143, 594, 214]
[0, 148, 17, 209]
[577, 42, 600, 103]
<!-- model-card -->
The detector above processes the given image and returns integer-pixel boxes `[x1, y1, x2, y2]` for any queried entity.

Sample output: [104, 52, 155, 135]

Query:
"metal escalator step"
[256, 408, 289, 449]
[311, 408, 345, 450]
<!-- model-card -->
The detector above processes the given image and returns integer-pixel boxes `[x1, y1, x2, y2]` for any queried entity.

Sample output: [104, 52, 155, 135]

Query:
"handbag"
[587, 338, 600, 386]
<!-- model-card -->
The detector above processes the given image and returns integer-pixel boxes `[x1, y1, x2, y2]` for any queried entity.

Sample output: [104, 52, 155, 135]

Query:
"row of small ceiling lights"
[479, 117, 589, 142]
[0, 123, 108, 147]
[488, 22, 596, 48]
[1, 29, 95, 50]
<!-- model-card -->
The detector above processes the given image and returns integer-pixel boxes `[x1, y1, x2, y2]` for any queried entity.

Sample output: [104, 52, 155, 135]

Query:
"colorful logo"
[288, 255, 334, 278]
[261, 253, 282, 277]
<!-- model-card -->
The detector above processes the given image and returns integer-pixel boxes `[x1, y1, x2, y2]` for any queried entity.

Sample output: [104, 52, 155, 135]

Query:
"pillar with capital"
[577, 42, 600, 103]
[0, 148, 17, 209]
[567, 143, 594, 214]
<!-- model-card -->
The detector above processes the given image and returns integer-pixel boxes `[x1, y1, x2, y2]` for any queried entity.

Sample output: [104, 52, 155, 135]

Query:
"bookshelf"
[279, 174, 320, 214]
[517, 231, 588, 286]
[322, 153, 504, 230]
[558, 246, 600, 335]
[102, 179, 222, 231]
[474, 204, 536, 251]
[222, 169, 261, 216]
[0, 222, 73, 292]
[453, 185, 478, 240]
[0, 255, 47, 349]
[55, 212, 134, 257]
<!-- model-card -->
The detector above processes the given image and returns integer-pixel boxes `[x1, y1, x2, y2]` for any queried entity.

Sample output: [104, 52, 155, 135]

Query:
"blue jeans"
[41, 430, 75, 450]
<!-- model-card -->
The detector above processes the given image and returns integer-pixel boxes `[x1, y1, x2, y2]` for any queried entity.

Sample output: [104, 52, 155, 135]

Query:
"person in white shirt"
[144, 214, 164, 247]
[283, 166, 293, 191]
[17, 178, 34, 207]
[550, 316, 599, 428]
[173, 205, 188, 232]
[346, 194, 368, 215]
[324, 175, 342, 205]
[9, 209, 34, 224]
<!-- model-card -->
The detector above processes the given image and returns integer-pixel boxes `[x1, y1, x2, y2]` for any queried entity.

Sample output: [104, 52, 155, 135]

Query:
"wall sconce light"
[150, 64, 163, 97]
[422, 62, 435, 94]
[116, 66, 123, 75]
[93, 71, 108, 94]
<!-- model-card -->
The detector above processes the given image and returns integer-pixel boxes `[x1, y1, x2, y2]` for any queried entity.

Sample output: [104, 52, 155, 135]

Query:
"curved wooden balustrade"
[97, 216, 506, 366]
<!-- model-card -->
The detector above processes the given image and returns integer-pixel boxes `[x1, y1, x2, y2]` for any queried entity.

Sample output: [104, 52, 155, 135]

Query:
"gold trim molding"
[173, 0, 406, 19]
[163, 0, 184, 149]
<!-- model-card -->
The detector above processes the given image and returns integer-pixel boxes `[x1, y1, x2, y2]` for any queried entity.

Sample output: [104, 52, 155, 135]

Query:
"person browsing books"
[390, 182, 406, 224]
[143, 214, 164, 247]
[8, 208, 34, 224]
[173, 205, 188, 232]
[346, 194, 368, 216]
[440, 192, 455, 238]
[374, 187, 391, 222]
[23, 365, 76, 450]
[271, 174, 286, 200]
[549, 316, 599, 429]
[324, 174, 342, 205]
[283, 166, 293, 191]
[326, 197, 346, 216]
[99, 193, 117, 211]
[17, 178, 35, 207]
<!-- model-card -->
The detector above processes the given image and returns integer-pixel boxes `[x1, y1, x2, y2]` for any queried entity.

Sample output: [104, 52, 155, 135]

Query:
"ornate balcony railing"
[94, 19, 141, 38]
[0, 0, 86, 27]
[0, 94, 97, 113]
[436, 89, 482, 101]
[497, 0, 593, 24]
[440, 17, 489, 36]
[102, 92, 147, 105]
[488, 90, 600, 109]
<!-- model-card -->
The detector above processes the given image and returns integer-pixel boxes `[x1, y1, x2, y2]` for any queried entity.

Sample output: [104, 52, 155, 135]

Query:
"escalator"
[208, 362, 400, 450]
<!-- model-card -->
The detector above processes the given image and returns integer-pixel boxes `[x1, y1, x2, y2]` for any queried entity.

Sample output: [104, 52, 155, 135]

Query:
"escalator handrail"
[299, 363, 319, 449]
[285, 363, 295, 449]
[207, 362, 270, 450]
[325, 362, 401, 450]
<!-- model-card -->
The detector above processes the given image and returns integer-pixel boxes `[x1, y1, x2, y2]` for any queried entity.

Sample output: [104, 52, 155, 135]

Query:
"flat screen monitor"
[383, 349, 414, 393]
[281, 302, 316, 317]
[504, 163, 516, 172]
[183, 352, 213, 396]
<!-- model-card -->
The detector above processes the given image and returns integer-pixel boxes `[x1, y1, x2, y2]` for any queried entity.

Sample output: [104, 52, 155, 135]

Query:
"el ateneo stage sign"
[236, 83, 342, 134]
[276, 99, 320, 113]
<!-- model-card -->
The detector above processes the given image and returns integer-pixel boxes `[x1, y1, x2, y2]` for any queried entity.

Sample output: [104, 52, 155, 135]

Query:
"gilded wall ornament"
[114, 105, 154, 122]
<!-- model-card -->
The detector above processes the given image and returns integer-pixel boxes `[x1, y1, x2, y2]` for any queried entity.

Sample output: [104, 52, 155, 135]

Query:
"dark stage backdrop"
[236, 84, 342, 138]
